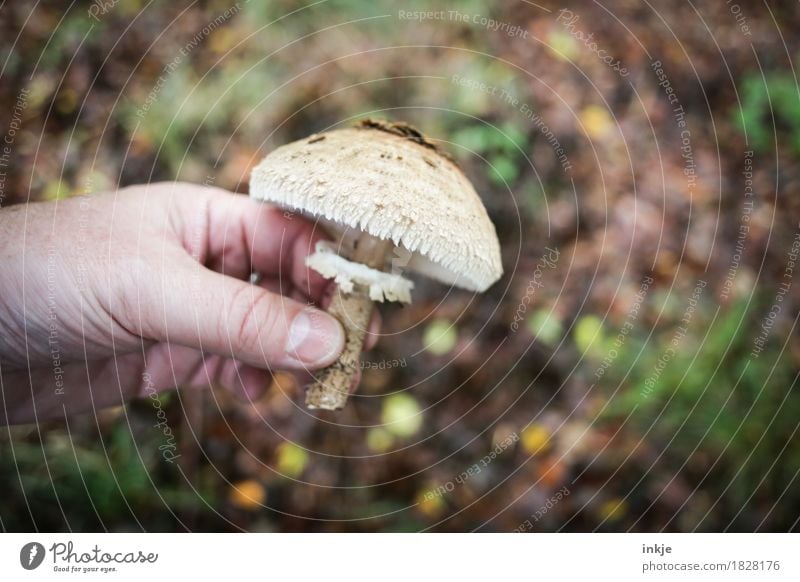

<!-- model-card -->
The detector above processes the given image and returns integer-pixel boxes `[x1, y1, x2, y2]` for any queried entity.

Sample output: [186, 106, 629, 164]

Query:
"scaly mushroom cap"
[249, 120, 503, 292]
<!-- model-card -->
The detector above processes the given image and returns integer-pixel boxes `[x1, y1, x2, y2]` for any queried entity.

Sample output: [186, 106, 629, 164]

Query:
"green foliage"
[527, 309, 563, 346]
[736, 72, 800, 154]
[0, 421, 214, 531]
[601, 299, 800, 528]
[122, 62, 280, 177]
[452, 122, 527, 185]
[37, 10, 99, 72]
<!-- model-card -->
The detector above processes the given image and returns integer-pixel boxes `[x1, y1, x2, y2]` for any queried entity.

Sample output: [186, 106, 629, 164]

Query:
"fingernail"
[286, 308, 344, 366]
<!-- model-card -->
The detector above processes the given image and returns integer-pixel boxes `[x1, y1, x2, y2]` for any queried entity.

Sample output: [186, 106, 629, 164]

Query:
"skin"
[0, 182, 376, 426]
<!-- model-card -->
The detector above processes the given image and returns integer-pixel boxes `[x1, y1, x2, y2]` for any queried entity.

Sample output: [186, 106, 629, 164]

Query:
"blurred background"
[1, 0, 799, 532]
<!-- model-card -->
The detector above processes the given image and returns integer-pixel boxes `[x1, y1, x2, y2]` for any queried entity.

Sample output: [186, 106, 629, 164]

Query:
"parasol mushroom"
[250, 119, 502, 410]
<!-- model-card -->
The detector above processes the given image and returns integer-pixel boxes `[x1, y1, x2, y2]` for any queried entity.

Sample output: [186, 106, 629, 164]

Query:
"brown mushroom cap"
[249, 121, 503, 292]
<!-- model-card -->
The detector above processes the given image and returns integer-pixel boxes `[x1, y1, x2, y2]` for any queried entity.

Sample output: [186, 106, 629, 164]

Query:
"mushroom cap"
[250, 121, 503, 292]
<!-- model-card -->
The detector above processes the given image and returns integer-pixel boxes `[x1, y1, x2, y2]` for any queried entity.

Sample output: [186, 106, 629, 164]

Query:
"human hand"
[0, 182, 353, 425]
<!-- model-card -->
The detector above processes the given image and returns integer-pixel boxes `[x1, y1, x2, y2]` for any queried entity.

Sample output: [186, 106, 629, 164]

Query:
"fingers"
[120, 182, 382, 386]
[164, 183, 383, 351]
[167, 184, 332, 302]
[212, 359, 271, 402]
[365, 309, 381, 351]
[127, 257, 345, 372]
[135, 344, 270, 402]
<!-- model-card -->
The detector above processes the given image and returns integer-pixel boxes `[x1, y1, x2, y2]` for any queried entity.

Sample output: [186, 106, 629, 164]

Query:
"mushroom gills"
[249, 120, 504, 411]
[306, 241, 414, 303]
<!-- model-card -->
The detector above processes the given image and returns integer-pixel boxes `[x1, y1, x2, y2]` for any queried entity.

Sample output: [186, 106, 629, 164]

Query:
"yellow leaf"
[56, 88, 78, 114]
[574, 315, 606, 358]
[599, 498, 627, 521]
[580, 105, 613, 140]
[414, 488, 445, 518]
[381, 393, 422, 438]
[521, 424, 551, 455]
[423, 318, 458, 355]
[275, 442, 308, 478]
[118, 0, 144, 17]
[229, 479, 265, 510]
[547, 30, 579, 60]
[366, 427, 394, 453]
[209, 27, 239, 54]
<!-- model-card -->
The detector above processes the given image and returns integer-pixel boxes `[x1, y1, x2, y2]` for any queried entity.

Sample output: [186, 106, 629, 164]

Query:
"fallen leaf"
[521, 424, 551, 455]
[527, 310, 563, 346]
[275, 442, 309, 478]
[536, 457, 567, 488]
[382, 393, 422, 438]
[414, 488, 445, 518]
[366, 427, 394, 452]
[580, 105, 613, 140]
[423, 318, 458, 355]
[599, 498, 627, 522]
[229, 479, 266, 510]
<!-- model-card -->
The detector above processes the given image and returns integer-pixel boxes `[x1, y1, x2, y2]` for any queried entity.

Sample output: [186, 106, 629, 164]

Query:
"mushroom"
[250, 119, 502, 410]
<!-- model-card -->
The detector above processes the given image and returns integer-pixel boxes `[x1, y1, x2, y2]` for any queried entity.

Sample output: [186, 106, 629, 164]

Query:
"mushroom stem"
[305, 233, 393, 410]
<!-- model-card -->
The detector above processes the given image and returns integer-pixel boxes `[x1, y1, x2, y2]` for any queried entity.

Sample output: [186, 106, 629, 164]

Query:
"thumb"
[129, 258, 345, 371]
